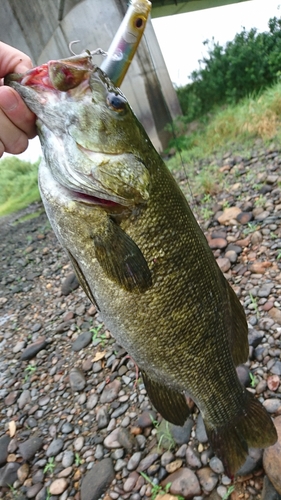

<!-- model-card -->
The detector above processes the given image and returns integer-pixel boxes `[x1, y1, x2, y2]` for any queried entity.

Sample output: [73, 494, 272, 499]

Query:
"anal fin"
[141, 370, 190, 426]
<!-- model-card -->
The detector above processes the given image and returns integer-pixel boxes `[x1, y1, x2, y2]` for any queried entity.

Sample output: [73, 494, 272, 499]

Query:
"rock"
[261, 476, 281, 500]
[216, 257, 231, 273]
[20, 337, 47, 361]
[123, 471, 139, 492]
[197, 467, 219, 492]
[46, 438, 64, 457]
[18, 389, 31, 409]
[127, 451, 142, 471]
[97, 406, 109, 429]
[117, 427, 135, 451]
[61, 272, 79, 295]
[137, 453, 159, 472]
[236, 365, 250, 387]
[26, 483, 43, 498]
[248, 329, 264, 347]
[263, 399, 281, 413]
[162, 467, 201, 498]
[267, 375, 280, 391]
[81, 458, 115, 500]
[251, 231, 263, 245]
[166, 459, 182, 473]
[86, 393, 98, 410]
[0, 462, 21, 487]
[72, 331, 92, 351]
[69, 367, 86, 392]
[208, 238, 227, 250]
[0, 435, 11, 466]
[18, 435, 43, 460]
[100, 380, 121, 403]
[225, 250, 237, 263]
[271, 361, 281, 376]
[263, 416, 281, 494]
[17, 463, 30, 483]
[237, 447, 263, 475]
[217, 207, 241, 225]
[236, 212, 253, 224]
[74, 436, 84, 451]
[195, 413, 208, 443]
[209, 457, 224, 474]
[185, 446, 202, 468]
[258, 283, 273, 298]
[104, 428, 121, 449]
[49, 478, 68, 495]
[62, 450, 74, 468]
[137, 410, 157, 428]
[269, 307, 281, 325]
[170, 419, 193, 445]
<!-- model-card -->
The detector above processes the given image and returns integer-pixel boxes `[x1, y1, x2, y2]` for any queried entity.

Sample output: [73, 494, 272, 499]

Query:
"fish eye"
[106, 93, 127, 113]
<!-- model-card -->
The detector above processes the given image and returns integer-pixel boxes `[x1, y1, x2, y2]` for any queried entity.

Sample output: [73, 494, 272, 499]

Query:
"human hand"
[0, 42, 37, 158]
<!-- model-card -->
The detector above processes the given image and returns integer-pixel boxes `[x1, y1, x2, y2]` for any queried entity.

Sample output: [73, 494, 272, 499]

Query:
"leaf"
[93, 351, 106, 362]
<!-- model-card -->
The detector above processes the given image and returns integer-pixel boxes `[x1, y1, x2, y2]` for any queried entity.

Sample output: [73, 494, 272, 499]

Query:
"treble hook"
[68, 41, 107, 58]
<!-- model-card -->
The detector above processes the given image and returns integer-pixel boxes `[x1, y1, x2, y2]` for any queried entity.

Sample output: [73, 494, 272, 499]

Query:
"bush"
[177, 17, 281, 122]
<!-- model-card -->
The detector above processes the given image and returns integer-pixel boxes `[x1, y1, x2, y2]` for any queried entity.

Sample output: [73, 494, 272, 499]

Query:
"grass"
[166, 81, 281, 200]
[0, 156, 40, 216]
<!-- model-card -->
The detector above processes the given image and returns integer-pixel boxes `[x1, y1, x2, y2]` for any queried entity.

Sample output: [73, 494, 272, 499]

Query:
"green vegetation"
[140, 472, 179, 500]
[0, 156, 40, 216]
[222, 485, 235, 500]
[43, 456, 56, 475]
[150, 415, 176, 451]
[24, 364, 37, 382]
[91, 324, 107, 346]
[74, 452, 83, 466]
[176, 17, 281, 122]
[249, 372, 258, 388]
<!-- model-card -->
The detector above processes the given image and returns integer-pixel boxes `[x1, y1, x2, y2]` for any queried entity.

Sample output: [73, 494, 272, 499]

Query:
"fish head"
[5, 55, 152, 208]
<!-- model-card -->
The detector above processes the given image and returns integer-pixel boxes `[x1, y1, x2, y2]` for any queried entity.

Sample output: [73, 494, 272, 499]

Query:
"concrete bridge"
[0, 0, 248, 150]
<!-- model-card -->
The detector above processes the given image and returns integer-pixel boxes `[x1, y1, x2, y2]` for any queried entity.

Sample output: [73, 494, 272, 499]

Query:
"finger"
[0, 106, 29, 156]
[0, 42, 33, 77]
[0, 86, 36, 139]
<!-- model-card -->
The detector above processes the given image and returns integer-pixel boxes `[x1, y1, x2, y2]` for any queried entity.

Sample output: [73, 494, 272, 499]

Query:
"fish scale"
[6, 58, 277, 476]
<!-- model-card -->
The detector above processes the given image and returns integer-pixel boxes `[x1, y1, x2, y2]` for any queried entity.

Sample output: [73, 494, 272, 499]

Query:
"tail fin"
[205, 391, 277, 477]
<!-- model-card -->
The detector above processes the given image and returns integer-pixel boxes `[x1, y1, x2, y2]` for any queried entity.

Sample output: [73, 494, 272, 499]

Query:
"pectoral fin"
[92, 217, 152, 293]
[141, 370, 190, 426]
[67, 249, 100, 310]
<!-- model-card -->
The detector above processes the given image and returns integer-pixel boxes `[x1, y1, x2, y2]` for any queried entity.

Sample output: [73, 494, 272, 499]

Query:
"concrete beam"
[151, 0, 250, 18]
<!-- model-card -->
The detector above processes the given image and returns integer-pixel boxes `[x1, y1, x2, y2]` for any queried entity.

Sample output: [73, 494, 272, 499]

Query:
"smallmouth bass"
[6, 55, 277, 476]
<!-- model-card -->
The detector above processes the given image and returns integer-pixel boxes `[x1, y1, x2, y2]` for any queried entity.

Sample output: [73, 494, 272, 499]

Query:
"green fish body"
[6, 57, 277, 475]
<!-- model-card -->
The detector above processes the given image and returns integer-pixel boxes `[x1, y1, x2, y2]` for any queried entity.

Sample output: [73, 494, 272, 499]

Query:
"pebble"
[49, 478, 68, 495]
[81, 458, 115, 500]
[162, 467, 201, 497]
[72, 331, 92, 351]
[69, 367, 86, 392]
[0, 435, 10, 466]
[20, 337, 47, 360]
[100, 380, 121, 403]
[61, 272, 80, 295]
[263, 416, 281, 494]
[197, 467, 219, 492]
[46, 438, 64, 457]
[18, 435, 43, 460]
[263, 399, 281, 413]
[127, 451, 142, 471]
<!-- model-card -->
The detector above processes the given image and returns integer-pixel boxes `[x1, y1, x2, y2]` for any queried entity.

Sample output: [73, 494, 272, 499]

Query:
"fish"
[100, 0, 152, 87]
[6, 55, 277, 476]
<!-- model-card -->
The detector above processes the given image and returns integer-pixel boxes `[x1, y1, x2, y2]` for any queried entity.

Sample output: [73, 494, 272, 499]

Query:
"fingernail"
[0, 89, 19, 111]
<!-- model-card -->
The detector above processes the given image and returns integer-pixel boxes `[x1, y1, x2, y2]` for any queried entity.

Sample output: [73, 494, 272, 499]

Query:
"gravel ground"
[1, 144, 281, 500]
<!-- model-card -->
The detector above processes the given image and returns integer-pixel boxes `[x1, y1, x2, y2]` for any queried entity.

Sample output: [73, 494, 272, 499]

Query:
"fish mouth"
[6, 54, 94, 92]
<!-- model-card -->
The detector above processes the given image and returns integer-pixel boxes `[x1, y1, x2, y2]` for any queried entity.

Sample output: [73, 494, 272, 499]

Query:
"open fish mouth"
[8, 55, 94, 92]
